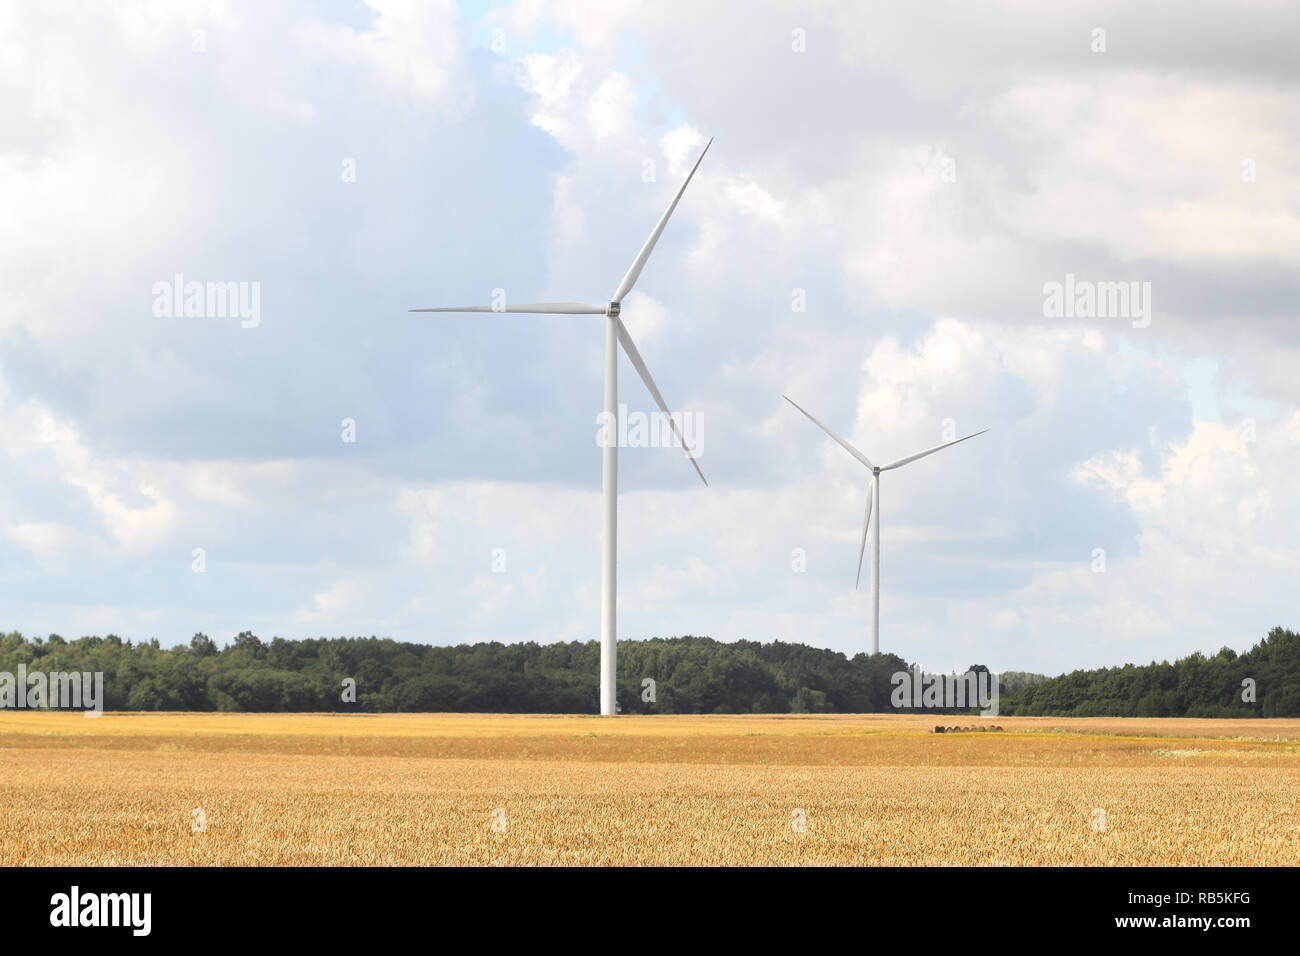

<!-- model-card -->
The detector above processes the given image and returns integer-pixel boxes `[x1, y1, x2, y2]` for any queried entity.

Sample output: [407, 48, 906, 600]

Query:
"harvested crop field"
[2, 712, 1298, 865]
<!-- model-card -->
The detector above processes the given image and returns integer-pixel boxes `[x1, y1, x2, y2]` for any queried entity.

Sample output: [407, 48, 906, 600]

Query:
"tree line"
[0, 627, 1294, 716]
[998, 627, 1298, 718]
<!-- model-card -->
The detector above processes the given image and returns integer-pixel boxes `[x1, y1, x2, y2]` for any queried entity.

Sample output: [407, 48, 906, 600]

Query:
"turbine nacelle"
[606, 301, 621, 318]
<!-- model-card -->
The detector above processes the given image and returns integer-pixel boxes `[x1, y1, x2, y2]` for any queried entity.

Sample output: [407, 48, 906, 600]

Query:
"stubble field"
[2, 712, 1298, 866]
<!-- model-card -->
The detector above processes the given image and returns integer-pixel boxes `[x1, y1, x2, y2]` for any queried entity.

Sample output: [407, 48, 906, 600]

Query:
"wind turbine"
[410, 140, 713, 716]
[783, 395, 986, 655]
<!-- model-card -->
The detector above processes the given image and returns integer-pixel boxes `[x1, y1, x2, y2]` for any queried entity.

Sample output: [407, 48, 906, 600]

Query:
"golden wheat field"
[2, 712, 1298, 866]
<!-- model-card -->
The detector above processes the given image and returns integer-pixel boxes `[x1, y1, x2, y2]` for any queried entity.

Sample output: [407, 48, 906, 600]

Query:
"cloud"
[295, 577, 369, 624]
[296, 0, 466, 108]
[2, 388, 178, 556]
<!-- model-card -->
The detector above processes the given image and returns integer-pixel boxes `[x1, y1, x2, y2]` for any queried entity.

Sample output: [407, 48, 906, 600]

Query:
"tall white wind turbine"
[411, 141, 713, 716]
[783, 396, 986, 654]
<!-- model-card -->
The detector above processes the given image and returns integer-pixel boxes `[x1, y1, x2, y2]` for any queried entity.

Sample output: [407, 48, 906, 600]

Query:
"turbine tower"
[411, 140, 713, 715]
[783, 395, 986, 654]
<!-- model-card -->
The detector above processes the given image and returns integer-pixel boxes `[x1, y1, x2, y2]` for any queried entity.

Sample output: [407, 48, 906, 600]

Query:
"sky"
[2, 0, 1298, 675]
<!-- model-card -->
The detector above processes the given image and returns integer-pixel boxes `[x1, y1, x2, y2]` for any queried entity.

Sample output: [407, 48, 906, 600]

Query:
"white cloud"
[587, 73, 636, 141]
[296, 0, 465, 108]
[2, 388, 178, 556]
[295, 577, 368, 623]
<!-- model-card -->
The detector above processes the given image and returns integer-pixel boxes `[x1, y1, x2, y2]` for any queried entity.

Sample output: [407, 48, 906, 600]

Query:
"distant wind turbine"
[783, 395, 987, 655]
[411, 140, 713, 715]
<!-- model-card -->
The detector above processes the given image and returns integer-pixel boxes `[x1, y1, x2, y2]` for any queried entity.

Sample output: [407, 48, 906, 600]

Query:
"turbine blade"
[879, 428, 989, 471]
[615, 317, 707, 486]
[611, 138, 712, 303]
[409, 302, 606, 314]
[781, 395, 875, 470]
[855, 477, 875, 589]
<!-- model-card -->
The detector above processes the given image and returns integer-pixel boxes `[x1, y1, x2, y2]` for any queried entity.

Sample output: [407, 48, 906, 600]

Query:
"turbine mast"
[600, 311, 619, 716]
[871, 469, 881, 655]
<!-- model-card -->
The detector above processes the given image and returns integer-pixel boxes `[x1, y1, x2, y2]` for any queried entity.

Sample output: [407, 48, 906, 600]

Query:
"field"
[2, 712, 1298, 866]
